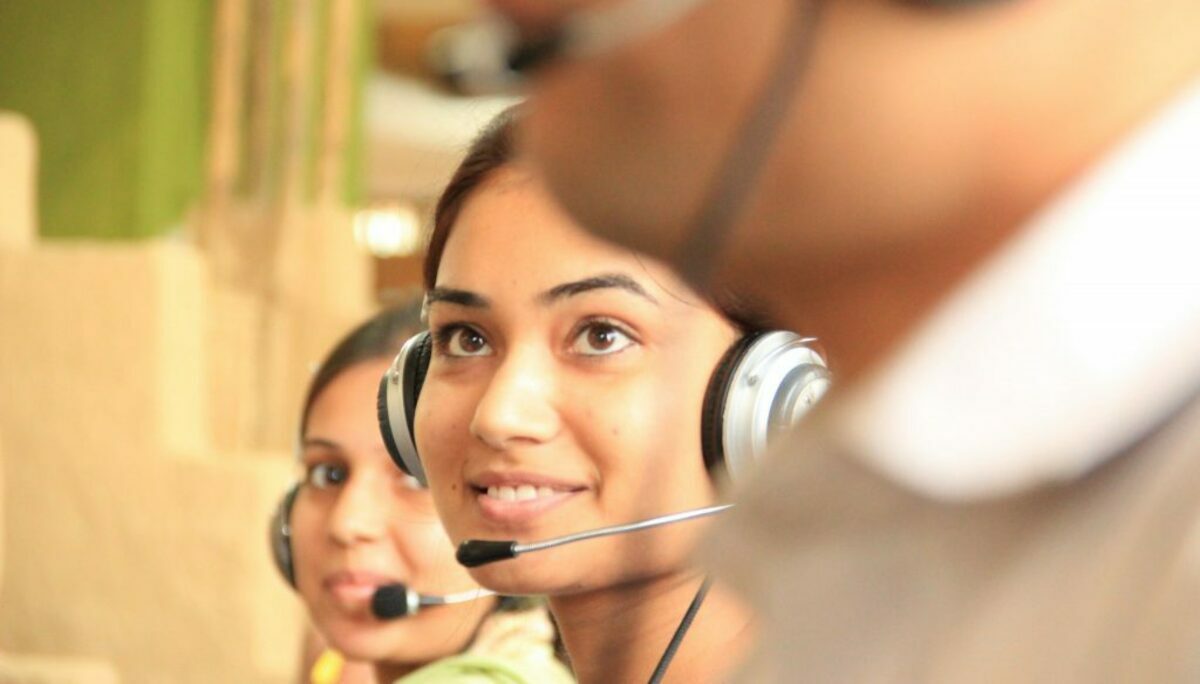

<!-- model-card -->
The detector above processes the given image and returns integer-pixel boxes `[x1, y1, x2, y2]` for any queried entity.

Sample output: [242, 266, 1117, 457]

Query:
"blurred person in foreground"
[274, 304, 570, 683]
[449, 0, 1200, 679]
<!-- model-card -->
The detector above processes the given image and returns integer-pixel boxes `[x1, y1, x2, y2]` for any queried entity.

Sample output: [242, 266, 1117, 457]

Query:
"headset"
[269, 483, 302, 587]
[377, 329, 831, 488]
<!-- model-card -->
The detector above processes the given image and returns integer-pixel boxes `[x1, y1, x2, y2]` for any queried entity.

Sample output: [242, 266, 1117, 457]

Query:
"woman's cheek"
[290, 503, 327, 600]
[417, 390, 461, 462]
[583, 394, 665, 487]
[404, 524, 461, 587]
[417, 398, 471, 528]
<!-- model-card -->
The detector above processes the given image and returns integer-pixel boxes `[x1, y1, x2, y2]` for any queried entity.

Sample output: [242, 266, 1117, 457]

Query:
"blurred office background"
[0, 1, 509, 681]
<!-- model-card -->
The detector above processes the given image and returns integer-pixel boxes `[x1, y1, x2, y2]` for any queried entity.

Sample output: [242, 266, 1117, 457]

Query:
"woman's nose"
[469, 347, 561, 450]
[327, 475, 389, 546]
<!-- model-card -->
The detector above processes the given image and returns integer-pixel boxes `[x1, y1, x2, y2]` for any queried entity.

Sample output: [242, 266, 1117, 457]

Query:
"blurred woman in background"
[272, 303, 572, 683]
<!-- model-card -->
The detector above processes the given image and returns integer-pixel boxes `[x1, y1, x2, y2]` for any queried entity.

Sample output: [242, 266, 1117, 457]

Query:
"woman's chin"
[324, 629, 395, 663]
[327, 625, 434, 666]
[468, 556, 604, 597]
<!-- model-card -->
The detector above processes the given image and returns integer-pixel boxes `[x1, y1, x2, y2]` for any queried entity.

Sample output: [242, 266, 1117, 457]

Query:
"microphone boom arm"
[457, 504, 734, 567]
[517, 503, 733, 555]
[426, 588, 497, 606]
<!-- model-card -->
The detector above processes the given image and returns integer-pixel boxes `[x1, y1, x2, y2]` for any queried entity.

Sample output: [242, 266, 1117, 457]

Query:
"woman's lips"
[323, 571, 398, 607]
[468, 472, 586, 527]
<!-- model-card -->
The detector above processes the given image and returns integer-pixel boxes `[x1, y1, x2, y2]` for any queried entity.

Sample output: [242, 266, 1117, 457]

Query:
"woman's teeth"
[486, 485, 561, 501]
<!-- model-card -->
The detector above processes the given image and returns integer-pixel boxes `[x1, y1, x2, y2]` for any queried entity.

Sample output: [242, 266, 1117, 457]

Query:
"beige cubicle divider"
[0, 428, 120, 682]
[0, 112, 35, 248]
[0, 109, 368, 682]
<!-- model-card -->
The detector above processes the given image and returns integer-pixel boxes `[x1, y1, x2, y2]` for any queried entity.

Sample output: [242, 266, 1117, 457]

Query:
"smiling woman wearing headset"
[270, 303, 573, 683]
[378, 108, 830, 684]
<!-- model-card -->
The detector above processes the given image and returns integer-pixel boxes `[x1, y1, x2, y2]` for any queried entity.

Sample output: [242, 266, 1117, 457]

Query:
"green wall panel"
[0, 0, 213, 239]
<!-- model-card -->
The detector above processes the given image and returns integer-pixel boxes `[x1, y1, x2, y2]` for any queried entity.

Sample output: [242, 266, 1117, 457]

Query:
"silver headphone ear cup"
[718, 331, 830, 483]
[269, 484, 301, 587]
[379, 332, 432, 486]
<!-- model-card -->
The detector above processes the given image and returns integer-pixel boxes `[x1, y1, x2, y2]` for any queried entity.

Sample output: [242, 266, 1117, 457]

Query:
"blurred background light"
[354, 201, 423, 257]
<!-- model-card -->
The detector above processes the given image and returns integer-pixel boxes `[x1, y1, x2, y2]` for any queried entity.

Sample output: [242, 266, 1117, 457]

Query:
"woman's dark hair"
[424, 106, 518, 291]
[300, 301, 424, 435]
[422, 106, 770, 332]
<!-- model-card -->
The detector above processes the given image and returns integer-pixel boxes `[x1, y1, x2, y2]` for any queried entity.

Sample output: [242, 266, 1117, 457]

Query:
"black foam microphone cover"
[371, 584, 413, 619]
[456, 540, 518, 568]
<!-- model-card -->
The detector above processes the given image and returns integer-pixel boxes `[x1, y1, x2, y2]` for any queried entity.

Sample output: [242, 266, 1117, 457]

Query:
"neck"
[976, 0, 1200, 243]
[728, 190, 1020, 384]
[374, 660, 418, 683]
[727, 0, 1200, 384]
[549, 570, 754, 684]
[371, 596, 500, 682]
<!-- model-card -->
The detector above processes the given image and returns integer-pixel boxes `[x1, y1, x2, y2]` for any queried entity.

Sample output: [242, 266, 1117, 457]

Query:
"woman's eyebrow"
[539, 273, 659, 305]
[426, 287, 491, 308]
[301, 437, 341, 451]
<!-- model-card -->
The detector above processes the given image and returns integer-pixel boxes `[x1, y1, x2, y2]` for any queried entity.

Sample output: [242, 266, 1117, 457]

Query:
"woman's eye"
[438, 326, 493, 357]
[306, 463, 348, 489]
[571, 322, 636, 356]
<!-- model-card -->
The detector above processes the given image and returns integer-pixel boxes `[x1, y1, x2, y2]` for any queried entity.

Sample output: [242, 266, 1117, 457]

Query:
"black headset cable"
[647, 575, 714, 684]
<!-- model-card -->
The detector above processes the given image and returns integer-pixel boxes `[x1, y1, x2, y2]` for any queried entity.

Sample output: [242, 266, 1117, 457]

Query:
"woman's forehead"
[437, 172, 694, 303]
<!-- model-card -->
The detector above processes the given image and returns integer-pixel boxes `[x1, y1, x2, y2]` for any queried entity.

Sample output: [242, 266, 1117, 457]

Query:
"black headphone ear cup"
[702, 331, 830, 484]
[378, 332, 433, 486]
[269, 483, 301, 588]
[701, 333, 765, 482]
[404, 333, 433, 448]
